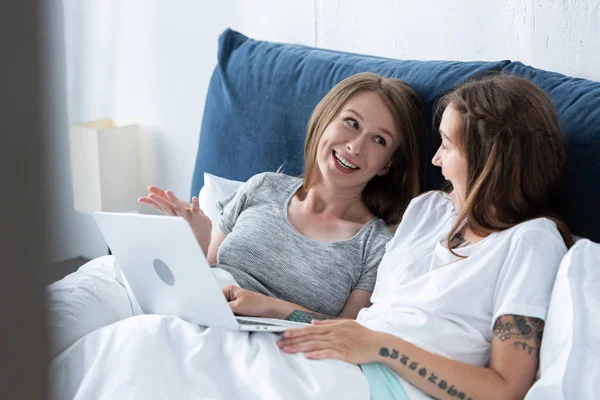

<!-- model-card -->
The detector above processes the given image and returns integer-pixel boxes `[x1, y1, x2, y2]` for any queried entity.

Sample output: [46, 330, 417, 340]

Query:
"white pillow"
[525, 239, 600, 399]
[198, 172, 244, 233]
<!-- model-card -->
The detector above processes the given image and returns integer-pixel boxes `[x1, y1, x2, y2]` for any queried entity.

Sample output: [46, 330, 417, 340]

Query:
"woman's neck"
[449, 190, 466, 214]
[297, 182, 371, 223]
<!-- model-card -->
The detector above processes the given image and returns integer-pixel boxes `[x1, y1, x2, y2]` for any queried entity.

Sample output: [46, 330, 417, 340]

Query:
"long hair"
[303, 72, 422, 226]
[435, 74, 572, 252]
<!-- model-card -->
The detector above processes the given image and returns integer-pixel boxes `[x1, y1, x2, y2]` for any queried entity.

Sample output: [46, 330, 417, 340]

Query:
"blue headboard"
[191, 28, 600, 242]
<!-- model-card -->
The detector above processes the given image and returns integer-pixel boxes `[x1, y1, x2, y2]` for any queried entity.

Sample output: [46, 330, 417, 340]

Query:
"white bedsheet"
[46, 256, 136, 359]
[47, 256, 371, 400]
[50, 314, 370, 400]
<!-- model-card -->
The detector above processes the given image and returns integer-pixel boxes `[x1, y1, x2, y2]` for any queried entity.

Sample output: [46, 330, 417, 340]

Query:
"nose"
[432, 146, 442, 167]
[346, 135, 366, 156]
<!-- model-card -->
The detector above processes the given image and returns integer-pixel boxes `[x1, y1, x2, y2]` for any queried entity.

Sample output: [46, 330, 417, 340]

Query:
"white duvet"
[47, 257, 371, 400]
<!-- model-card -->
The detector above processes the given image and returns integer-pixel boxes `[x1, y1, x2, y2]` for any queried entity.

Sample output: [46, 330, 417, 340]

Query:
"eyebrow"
[439, 128, 452, 143]
[346, 109, 395, 139]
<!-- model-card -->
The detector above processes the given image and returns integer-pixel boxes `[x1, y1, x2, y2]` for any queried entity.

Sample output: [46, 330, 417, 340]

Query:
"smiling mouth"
[333, 151, 359, 170]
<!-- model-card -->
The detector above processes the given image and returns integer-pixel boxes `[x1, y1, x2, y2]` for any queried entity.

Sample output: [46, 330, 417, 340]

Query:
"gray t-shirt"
[214, 172, 392, 316]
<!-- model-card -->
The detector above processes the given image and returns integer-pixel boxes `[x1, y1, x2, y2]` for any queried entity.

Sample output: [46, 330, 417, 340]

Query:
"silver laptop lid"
[93, 212, 240, 330]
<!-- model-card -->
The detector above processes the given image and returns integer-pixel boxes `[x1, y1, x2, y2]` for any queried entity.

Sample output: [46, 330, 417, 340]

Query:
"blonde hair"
[436, 74, 572, 252]
[302, 72, 423, 226]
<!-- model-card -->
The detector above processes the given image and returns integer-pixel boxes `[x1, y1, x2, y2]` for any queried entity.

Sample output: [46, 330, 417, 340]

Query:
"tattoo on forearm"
[284, 310, 335, 324]
[378, 347, 473, 399]
[492, 315, 544, 357]
[513, 341, 538, 355]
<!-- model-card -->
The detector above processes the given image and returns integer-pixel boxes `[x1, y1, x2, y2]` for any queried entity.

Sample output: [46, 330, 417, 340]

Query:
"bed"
[47, 28, 600, 399]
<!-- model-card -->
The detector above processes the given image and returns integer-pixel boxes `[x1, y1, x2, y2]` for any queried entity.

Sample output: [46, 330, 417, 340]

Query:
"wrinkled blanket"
[47, 257, 370, 400]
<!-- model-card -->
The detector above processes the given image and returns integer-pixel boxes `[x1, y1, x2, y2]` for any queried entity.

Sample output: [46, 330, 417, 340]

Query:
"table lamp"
[69, 118, 145, 214]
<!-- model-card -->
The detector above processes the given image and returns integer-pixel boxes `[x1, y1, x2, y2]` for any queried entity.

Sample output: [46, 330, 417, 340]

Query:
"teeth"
[334, 151, 358, 169]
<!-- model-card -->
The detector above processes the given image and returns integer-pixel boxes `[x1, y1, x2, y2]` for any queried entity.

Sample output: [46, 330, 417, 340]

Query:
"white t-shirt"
[357, 191, 567, 399]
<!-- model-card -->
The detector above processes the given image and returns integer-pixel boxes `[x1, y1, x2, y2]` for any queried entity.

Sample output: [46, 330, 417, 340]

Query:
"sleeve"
[491, 226, 567, 331]
[215, 173, 267, 235]
[355, 223, 393, 292]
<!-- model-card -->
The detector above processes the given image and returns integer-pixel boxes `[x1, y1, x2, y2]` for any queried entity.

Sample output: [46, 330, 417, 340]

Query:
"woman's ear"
[377, 161, 391, 176]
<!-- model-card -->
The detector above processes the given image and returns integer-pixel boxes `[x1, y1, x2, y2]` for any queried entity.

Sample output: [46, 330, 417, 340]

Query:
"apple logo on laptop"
[153, 259, 175, 286]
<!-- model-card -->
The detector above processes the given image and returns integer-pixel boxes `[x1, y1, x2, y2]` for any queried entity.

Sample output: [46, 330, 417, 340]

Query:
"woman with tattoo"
[277, 74, 572, 399]
[50, 74, 571, 400]
[139, 72, 422, 321]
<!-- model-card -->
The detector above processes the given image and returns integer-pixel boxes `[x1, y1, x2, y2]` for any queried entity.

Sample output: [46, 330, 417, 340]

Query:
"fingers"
[228, 299, 241, 314]
[277, 332, 331, 349]
[222, 285, 238, 300]
[148, 193, 176, 216]
[137, 196, 162, 211]
[279, 339, 332, 355]
[137, 196, 153, 204]
[278, 325, 333, 352]
[148, 185, 167, 197]
[165, 191, 182, 214]
[191, 196, 199, 212]
[165, 190, 192, 211]
[304, 349, 340, 360]
[140, 186, 202, 219]
[312, 319, 339, 325]
[282, 324, 331, 339]
[222, 286, 242, 313]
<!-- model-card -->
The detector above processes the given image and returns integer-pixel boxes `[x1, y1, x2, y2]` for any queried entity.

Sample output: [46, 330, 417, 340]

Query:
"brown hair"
[435, 74, 572, 251]
[303, 72, 422, 226]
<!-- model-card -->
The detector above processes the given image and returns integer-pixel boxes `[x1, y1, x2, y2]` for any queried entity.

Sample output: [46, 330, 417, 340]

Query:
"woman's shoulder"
[243, 172, 299, 193]
[400, 190, 454, 223]
[359, 217, 394, 248]
[408, 190, 452, 209]
[481, 218, 568, 266]
[256, 171, 300, 188]
[502, 217, 566, 245]
[368, 217, 394, 236]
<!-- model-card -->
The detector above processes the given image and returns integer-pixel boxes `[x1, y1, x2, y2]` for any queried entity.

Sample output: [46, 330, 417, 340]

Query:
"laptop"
[93, 212, 310, 332]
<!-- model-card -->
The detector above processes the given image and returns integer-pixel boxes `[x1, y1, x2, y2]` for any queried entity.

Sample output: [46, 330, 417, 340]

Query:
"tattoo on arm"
[284, 310, 336, 324]
[378, 347, 473, 399]
[492, 315, 544, 358]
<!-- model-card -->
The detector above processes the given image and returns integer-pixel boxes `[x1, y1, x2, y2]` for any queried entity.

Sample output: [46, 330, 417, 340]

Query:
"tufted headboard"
[191, 28, 600, 242]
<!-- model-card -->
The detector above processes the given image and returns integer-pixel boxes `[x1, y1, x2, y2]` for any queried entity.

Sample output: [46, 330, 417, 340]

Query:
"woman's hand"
[277, 320, 384, 365]
[138, 186, 212, 254]
[222, 285, 285, 318]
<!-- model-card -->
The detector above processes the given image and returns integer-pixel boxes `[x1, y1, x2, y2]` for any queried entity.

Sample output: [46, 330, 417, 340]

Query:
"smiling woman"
[278, 74, 572, 400]
[303, 73, 422, 227]
[314, 91, 398, 186]
[138, 72, 423, 322]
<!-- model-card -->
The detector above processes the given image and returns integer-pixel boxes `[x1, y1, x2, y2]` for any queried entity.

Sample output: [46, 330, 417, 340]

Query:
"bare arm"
[279, 314, 543, 400]
[338, 289, 372, 318]
[282, 289, 371, 322]
[206, 227, 226, 264]
[379, 315, 542, 399]
[224, 287, 371, 321]
[374, 315, 542, 400]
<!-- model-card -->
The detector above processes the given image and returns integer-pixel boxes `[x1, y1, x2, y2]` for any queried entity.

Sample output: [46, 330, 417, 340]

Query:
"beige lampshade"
[70, 118, 145, 213]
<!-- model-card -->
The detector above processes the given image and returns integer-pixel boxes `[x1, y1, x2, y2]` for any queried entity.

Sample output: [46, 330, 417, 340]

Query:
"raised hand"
[277, 319, 384, 365]
[138, 185, 180, 216]
[138, 186, 212, 254]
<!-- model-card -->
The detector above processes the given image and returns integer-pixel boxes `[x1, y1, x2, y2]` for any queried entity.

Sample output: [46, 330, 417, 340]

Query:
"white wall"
[48, 0, 599, 261]
[317, 0, 600, 80]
